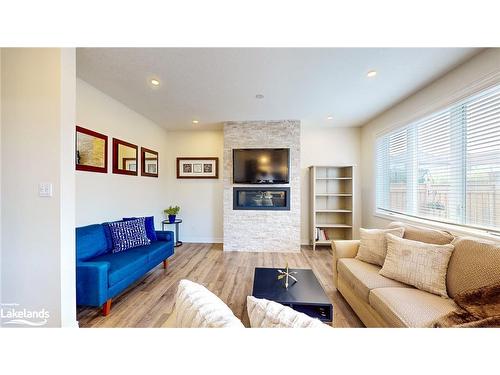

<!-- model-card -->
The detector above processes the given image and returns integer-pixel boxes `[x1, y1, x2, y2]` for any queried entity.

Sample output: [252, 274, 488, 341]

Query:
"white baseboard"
[180, 238, 313, 246]
[223, 248, 301, 253]
[181, 237, 223, 244]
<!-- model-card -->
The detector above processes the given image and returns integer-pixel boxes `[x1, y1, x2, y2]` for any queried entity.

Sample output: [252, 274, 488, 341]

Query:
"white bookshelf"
[310, 165, 354, 251]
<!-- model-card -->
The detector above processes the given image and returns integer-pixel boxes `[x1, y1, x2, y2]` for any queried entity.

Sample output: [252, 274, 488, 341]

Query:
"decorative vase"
[168, 214, 176, 223]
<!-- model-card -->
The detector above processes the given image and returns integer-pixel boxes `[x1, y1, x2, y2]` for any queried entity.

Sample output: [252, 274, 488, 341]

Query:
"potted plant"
[164, 205, 180, 223]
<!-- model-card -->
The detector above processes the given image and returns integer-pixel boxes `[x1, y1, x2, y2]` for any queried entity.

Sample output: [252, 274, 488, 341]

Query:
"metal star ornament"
[277, 262, 298, 289]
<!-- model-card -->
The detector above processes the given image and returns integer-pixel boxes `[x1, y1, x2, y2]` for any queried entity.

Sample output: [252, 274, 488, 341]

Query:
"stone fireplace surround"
[223, 120, 301, 252]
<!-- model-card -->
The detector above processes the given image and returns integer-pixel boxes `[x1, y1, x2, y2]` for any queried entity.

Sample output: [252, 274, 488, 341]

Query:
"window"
[376, 84, 500, 233]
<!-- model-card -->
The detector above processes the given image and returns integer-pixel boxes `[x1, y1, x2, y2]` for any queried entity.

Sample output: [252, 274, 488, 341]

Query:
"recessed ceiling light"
[255, 94, 264, 99]
[367, 70, 377, 78]
[150, 78, 160, 86]
[192, 120, 199, 124]
[327, 116, 333, 120]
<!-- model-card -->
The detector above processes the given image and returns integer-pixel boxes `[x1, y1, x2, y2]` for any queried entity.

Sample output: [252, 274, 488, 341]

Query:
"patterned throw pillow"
[246, 296, 330, 328]
[122, 216, 157, 241]
[380, 233, 454, 297]
[355, 227, 405, 266]
[108, 217, 151, 253]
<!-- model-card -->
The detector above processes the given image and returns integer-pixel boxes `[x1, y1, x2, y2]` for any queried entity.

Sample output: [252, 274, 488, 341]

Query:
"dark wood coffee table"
[252, 267, 333, 323]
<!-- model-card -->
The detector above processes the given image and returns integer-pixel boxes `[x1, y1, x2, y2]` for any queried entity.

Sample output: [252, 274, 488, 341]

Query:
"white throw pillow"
[355, 227, 405, 266]
[175, 279, 244, 328]
[380, 233, 454, 297]
[247, 296, 330, 328]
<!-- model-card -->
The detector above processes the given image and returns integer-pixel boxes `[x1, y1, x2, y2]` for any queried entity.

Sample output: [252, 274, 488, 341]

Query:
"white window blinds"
[376, 84, 500, 233]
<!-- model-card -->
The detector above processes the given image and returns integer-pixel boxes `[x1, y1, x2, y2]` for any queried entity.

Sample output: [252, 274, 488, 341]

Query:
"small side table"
[161, 218, 183, 247]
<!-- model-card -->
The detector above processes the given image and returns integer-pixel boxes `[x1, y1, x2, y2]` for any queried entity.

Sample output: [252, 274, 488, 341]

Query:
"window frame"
[373, 78, 500, 237]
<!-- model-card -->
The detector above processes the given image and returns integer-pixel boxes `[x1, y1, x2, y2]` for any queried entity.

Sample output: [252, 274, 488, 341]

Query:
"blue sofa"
[76, 223, 174, 315]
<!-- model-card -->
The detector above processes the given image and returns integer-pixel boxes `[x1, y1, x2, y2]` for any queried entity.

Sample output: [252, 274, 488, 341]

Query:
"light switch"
[39, 183, 53, 197]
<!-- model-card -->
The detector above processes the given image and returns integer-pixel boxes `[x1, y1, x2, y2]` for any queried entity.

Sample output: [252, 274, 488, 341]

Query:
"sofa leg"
[102, 299, 112, 316]
[163, 260, 169, 269]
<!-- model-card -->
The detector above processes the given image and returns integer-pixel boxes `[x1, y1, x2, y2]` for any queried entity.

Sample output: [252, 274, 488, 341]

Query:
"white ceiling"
[76, 48, 481, 130]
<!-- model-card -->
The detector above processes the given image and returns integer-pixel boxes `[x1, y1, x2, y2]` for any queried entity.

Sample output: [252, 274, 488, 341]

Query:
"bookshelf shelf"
[316, 224, 352, 228]
[310, 165, 354, 250]
[315, 240, 333, 245]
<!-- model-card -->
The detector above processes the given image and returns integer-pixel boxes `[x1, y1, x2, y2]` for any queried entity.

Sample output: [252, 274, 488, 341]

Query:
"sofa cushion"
[123, 216, 157, 242]
[138, 241, 170, 263]
[380, 234, 454, 297]
[247, 296, 329, 328]
[337, 258, 410, 303]
[447, 237, 500, 298]
[108, 218, 151, 253]
[387, 221, 454, 245]
[369, 287, 459, 327]
[76, 224, 109, 261]
[355, 227, 405, 266]
[175, 279, 244, 328]
[92, 248, 149, 287]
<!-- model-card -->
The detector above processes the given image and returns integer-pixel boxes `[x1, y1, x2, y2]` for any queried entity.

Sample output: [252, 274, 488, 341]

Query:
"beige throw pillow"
[247, 296, 330, 328]
[175, 279, 245, 328]
[355, 227, 405, 266]
[380, 234, 455, 297]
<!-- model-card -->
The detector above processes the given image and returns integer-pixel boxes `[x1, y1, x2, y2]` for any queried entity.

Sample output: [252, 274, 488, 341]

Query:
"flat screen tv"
[233, 148, 290, 184]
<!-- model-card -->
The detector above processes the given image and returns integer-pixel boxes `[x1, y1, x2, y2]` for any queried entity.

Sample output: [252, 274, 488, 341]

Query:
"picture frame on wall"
[177, 157, 219, 179]
[75, 126, 108, 173]
[112, 138, 138, 176]
[141, 147, 159, 178]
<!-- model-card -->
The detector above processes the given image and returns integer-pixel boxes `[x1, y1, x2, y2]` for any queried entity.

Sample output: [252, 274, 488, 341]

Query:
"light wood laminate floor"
[77, 243, 363, 328]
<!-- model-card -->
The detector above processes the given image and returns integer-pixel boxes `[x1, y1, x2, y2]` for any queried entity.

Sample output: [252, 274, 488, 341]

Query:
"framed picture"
[112, 138, 138, 176]
[177, 157, 219, 179]
[75, 126, 108, 173]
[141, 147, 159, 178]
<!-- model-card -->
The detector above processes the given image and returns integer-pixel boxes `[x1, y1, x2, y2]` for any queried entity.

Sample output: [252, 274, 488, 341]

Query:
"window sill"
[374, 211, 500, 243]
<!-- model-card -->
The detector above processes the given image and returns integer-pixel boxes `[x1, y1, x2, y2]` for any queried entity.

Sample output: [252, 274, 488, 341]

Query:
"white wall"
[1, 48, 76, 327]
[76, 79, 170, 230]
[360, 48, 500, 230]
[60, 49, 77, 327]
[300, 126, 361, 244]
[164, 130, 224, 243]
[0, 48, 2, 313]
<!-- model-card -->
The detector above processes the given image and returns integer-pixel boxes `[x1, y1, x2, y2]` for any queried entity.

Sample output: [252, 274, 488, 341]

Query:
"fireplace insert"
[233, 187, 290, 211]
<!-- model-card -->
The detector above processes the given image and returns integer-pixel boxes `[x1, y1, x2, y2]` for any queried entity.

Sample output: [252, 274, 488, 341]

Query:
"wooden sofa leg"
[102, 299, 112, 316]
[163, 260, 169, 269]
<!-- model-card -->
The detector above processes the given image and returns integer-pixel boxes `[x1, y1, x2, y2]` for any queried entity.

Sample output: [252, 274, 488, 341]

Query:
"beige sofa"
[332, 221, 500, 327]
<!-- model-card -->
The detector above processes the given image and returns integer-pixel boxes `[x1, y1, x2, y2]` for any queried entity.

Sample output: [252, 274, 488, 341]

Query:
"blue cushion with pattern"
[123, 216, 157, 241]
[102, 219, 124, 250]
[108, 217, 151, 253]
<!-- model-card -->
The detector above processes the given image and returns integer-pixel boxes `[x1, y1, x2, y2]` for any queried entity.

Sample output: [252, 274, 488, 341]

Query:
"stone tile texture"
[223, 120, 301, 252]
